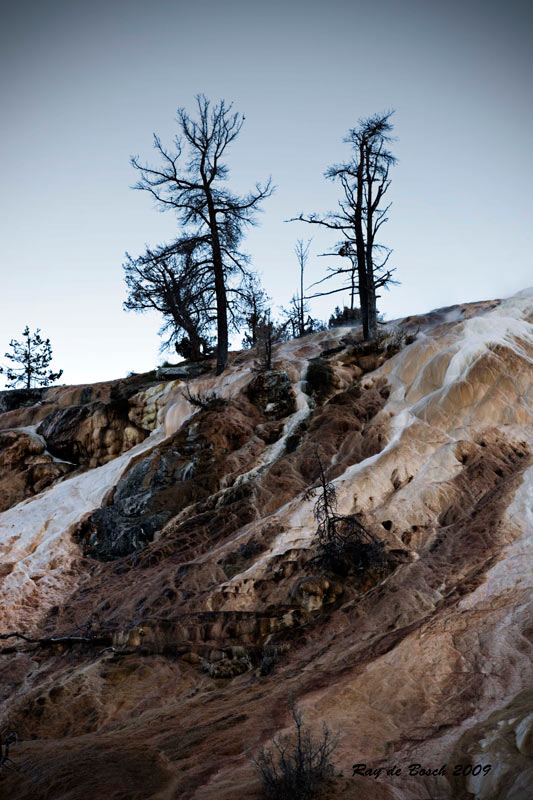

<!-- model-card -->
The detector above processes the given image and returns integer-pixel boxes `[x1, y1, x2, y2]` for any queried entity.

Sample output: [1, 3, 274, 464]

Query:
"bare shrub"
[251, 697, 338, 799]
[306, 450, 386, 577]
[183, 383, 227, 410]
[375, 326, 418, 356]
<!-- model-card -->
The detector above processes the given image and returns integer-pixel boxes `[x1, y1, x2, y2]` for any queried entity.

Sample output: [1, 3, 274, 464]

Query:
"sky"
[1, 0, 532, 386]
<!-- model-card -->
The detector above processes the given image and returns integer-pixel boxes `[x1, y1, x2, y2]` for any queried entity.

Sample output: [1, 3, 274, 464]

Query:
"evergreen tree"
[0, 327, 63, 389]
[328, 305, 362, 328]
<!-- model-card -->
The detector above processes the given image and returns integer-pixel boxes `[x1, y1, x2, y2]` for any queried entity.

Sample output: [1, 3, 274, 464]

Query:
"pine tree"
[0, 327, 63, 389]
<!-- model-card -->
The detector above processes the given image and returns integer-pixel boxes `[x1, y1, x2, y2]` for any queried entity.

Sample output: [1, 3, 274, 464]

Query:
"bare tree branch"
[129, 96, 273, 373]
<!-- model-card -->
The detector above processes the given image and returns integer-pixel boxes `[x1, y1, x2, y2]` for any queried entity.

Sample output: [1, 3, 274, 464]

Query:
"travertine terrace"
[1, 290, 532, 800]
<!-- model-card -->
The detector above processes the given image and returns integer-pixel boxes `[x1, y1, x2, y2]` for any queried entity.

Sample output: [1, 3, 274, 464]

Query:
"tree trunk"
[366, 287, 378, 340]
[365, 147, 377, 342]
[299, 260, 305, 336]
[204, 189, 228, 375]
[166, 293, 204, 363]
[213, 268, 228, 374]
[350, 258, 356, 312]
[25, 338, 31, 389]
[187, 330, 203, 361]
[355, 149, 369, 339]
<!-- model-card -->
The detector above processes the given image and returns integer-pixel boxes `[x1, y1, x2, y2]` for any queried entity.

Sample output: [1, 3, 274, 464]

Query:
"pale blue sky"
[1, 0, 532, 386]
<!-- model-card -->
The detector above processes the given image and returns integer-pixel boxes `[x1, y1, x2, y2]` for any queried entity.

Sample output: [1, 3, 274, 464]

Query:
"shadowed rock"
[0, 429, 74, 512]
[0, 387, 47, 414]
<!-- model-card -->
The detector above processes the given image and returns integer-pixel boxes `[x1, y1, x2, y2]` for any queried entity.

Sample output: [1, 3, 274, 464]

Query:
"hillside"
[1, 290, 532, 800]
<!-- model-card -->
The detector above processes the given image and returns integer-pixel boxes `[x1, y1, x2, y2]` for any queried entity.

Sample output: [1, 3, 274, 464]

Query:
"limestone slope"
[0, 291, 532, 800]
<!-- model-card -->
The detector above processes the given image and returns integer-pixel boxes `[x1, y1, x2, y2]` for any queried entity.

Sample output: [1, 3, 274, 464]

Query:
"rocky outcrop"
[36, 401, 148, 468]
[0, 371, 162, 431]
[1, 292, 533, 800]
[0, 429, 73, 511]
[0, 388, 47, 414]
[245, 369, 297, 419]
[73, 398, 264, 559]
[155, 361, 213, 381]
[0, 372, 166, 510]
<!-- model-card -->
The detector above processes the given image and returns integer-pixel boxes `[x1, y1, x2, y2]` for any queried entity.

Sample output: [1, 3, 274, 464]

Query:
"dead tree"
[131, 95, 273, 374]
[294, 239, 311, 337]
[292, 112, 397, 341]
[124, 236, 215, 361]
[306, 450, 386, 576]
[306, 241, 359, 312]
[251, 695, 338, 799]
[241, 276, 271, 349]
[281, 239, 319, 338]
[182, 383, 226, 410]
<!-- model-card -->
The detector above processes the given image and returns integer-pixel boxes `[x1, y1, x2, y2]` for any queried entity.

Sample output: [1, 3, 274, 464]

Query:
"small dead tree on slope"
[251, 696, 338, 800]
[306, 450, 386, 576]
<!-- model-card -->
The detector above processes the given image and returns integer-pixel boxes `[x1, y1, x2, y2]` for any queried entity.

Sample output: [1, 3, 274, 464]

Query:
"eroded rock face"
[246, 369, 297, 419]
[0, 429, 73, 512]
[0, 388, 46, 414]
[0, 373, 168, 512]
[0, 372, 156, 432]
[36, 401, 148, 467]
[74, 399, 263, 559]
[1, 292, 533, 800]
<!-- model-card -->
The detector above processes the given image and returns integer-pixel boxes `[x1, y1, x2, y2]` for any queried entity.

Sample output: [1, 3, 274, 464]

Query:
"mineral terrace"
[1, 290, 532, 800]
